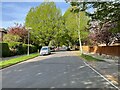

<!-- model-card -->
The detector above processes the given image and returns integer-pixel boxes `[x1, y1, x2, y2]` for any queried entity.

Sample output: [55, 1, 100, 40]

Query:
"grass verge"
[0, 53, 39, 69]
[80, 54, 105, 62]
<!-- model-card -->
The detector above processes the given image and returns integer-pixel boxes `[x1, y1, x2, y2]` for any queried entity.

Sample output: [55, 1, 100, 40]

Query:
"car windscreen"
[42, 48, 48, 50]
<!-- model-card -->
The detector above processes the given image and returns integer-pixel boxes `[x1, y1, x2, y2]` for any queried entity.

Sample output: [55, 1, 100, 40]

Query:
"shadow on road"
[2, 55, 118, 89]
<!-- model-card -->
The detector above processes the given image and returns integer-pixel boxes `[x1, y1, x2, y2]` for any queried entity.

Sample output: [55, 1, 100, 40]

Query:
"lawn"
[80, 54, 104, 62]
[0, 53, 39, 69]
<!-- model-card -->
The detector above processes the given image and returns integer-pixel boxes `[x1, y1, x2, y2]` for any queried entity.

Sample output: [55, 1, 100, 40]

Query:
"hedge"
[0, 43, 10, 57]
[2, 42, 38, 57]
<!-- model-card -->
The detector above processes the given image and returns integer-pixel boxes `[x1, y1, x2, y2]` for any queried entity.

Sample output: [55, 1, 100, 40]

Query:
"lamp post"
[26, 27, 32, 56]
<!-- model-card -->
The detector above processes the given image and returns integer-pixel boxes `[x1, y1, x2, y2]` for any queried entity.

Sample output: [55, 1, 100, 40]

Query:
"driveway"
[1, 51, 119, 89]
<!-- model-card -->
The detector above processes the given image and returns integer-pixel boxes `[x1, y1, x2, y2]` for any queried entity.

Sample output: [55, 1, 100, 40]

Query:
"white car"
[40, 46, 51, 55]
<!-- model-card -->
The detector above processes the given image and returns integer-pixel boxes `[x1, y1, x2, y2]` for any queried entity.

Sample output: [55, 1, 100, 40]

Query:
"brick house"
[0, 28, 7, 42]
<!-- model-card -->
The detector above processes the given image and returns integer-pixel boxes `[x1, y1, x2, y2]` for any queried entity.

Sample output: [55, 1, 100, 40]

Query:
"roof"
[0, 28, 7, 33]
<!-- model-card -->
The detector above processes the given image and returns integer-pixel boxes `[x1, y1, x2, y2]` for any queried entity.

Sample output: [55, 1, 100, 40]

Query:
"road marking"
[83, 61, 120, 90]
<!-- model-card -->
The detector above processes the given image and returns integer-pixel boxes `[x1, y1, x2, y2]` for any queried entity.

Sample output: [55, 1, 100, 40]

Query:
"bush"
[3, 42, 38, 56]
[6, 42, 21, 56]
[16, 44, 37, 55]
[6, 42, 20, 49]
[22, 44, 28, 54]
[29, 45, 37, 53]
[0, 43, 10, 57]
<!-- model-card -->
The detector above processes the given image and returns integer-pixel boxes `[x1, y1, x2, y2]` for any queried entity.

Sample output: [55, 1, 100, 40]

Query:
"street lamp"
[26, 27, 32, 55]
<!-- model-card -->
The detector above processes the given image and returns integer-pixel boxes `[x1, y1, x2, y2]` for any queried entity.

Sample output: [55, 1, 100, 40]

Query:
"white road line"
[83, 61, 120, 90]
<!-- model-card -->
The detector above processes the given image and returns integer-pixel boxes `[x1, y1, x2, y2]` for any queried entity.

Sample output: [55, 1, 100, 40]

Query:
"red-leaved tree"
[8, 23, 28, 43]
[89, 21, 115, 46]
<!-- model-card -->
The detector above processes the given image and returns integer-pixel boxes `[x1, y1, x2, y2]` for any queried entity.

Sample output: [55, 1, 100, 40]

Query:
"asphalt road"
[1, 51, 118, 89]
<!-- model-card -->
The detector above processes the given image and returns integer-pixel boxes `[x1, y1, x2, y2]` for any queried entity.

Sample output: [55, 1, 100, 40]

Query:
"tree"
[89, 21, 113, 46]
[8, 23, 28, 43]
[25, 2, 62, 46]
[65, 1, 89, 54]
[63, 8, 89, 46]
[88, 2, 120, 45]
[66, 1, 120, 46]
[3, 34, 21, 43]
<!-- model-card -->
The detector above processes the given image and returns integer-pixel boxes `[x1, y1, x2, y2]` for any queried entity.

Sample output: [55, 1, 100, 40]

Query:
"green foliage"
[29, 45, 38, 53]
[14, 43, 37, 55]
[48, 40, 56, 47]
[3, 42, 37, 56]
[63, 8, 89, 45]
[0, 43, 10, 57]
[3, 34, 21, 42]
[66, 1, 120, 45]
[89, 2, 120, 33]
[6, 42, 20, 49]
[25, 2, 62, 46]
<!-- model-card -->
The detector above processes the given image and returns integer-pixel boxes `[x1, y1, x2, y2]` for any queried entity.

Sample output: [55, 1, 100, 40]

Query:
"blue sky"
[1, 2, 70, 29]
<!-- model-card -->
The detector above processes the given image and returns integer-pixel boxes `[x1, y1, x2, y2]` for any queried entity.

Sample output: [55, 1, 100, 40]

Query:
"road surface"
[1, 51, 119, 89]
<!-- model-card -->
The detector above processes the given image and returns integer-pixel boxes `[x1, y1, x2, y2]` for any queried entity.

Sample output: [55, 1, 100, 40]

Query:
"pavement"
[84, 53, 119, 86]
[1, 51, 120, 89]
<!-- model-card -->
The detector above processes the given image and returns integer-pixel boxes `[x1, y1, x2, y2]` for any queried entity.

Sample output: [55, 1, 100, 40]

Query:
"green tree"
[67, 1, 120, 45]
[3, 34, 21, 43]
[53, 17, 71, 47]
[25, 2, 62, 46]
[63, 8, 89, 46]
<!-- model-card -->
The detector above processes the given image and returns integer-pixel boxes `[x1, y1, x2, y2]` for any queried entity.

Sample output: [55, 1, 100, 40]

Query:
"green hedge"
[0, 43, 10, 57]
[2, 42, 38, 57]
[29, 45, 38, 53]
[16, 44, 37, 55]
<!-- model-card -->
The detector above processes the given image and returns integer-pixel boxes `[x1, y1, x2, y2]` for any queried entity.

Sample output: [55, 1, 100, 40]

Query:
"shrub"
[22, 44, 28, 54]
[6, 42, 20, 49]
[2, 42, 38, 56]
[5, 42, 20, 56]
[29, 45, 37, 53]
[0, 43, 10, 57]
[16, 44, 38, 55]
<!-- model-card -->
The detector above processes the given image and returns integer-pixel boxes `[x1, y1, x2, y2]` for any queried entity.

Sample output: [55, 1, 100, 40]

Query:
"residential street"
[2, 51, 118, 89]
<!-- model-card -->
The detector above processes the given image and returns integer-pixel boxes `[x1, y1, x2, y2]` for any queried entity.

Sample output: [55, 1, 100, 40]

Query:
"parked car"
[40, 46, 51, 55]
[55, 47, 59, 51]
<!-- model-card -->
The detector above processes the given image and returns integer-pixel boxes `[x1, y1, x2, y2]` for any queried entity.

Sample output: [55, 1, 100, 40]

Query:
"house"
[0, 28, 7, 42]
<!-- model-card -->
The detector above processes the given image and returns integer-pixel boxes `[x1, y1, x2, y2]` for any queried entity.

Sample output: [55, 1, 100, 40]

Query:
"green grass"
[80, 54, 105, 62]
[0, 53, 39, 69]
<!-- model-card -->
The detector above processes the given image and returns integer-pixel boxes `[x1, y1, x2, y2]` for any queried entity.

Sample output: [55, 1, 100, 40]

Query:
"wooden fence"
[82, 45, 120, 56]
